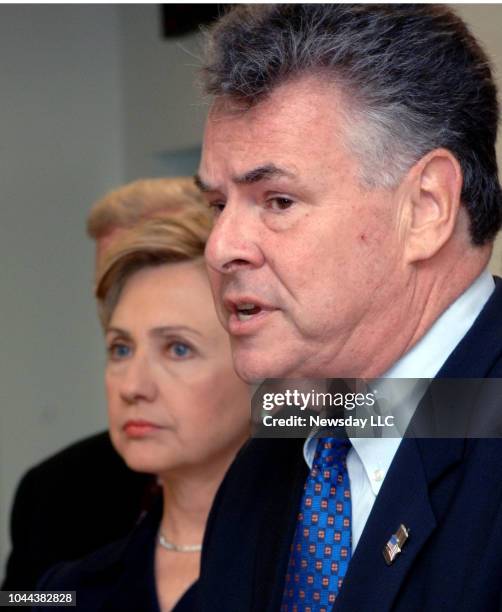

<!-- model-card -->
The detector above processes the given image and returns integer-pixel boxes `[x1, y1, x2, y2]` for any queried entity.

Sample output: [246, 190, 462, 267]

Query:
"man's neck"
[383, 268, 495, 380]
[361, 244, 492, 378]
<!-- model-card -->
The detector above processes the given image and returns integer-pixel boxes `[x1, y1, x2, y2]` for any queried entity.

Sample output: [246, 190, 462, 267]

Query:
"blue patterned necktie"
[281, 437, 352, 612]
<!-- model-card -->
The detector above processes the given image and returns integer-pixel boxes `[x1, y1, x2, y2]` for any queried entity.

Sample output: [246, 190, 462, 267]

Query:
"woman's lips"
[123, 420, 162, 438]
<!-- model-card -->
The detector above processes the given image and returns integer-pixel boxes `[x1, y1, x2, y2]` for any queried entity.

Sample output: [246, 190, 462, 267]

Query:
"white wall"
[0, 5, 124, 573]
[119, 5, 206, 180]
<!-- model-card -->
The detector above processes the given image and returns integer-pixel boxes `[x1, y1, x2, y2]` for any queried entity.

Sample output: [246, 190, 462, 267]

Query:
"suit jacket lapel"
[334, 436, 464, 612]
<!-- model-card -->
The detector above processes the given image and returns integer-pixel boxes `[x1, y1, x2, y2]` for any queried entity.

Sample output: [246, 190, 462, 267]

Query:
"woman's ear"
[401, 148, 463, 263]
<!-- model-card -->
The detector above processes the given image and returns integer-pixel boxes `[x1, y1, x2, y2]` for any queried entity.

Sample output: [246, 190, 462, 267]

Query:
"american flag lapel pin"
[383, 524, 410, 566]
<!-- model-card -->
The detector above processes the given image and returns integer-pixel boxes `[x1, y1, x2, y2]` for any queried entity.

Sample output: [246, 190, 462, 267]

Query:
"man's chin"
[232, 349, 291, 383]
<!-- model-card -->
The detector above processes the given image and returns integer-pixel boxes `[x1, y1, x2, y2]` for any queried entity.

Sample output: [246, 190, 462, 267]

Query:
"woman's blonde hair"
[94, 179, 212, 328]
[87, 177, 206, 239]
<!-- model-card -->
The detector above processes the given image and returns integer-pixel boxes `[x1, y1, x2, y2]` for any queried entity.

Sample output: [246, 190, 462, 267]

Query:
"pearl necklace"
[158, 532, 202, 553]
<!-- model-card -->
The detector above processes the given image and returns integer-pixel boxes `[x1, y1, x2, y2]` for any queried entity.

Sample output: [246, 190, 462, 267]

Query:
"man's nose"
[119, 354, 158, 405]
[205, 201, 264, 274]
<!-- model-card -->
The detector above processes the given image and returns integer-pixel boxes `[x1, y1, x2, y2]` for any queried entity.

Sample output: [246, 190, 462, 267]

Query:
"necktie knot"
[313, 437, 351, 472]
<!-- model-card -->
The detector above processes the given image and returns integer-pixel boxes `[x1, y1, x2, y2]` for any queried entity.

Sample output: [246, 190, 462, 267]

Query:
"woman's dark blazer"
[36, 500, 197, 611]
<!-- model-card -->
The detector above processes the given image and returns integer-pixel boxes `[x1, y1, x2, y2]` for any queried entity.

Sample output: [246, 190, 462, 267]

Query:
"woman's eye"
[108, 343, 131, 360]
[267, 197, 294, 211]
[168, 342, 193, 359]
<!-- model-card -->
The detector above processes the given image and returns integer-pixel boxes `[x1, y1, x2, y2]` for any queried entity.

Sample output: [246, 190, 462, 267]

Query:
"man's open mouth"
[235, 303, 262, 321]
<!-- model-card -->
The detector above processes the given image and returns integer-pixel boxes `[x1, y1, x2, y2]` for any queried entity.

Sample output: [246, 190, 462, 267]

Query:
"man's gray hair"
[201, 4, 501, 245]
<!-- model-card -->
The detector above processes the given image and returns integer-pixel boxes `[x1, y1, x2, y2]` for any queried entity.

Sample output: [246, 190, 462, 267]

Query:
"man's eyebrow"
[234, 164, 296, 185]
[194, 164, 296, 193]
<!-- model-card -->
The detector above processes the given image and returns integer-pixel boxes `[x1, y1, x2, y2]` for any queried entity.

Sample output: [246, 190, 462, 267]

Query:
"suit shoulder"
[24, 432, 117, 481]
[38, 536, 129, 590]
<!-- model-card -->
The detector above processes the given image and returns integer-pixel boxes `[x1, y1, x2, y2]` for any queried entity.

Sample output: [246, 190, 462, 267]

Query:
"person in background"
[2, 178, 208, 591]
[194, 5, 502, 611]
[88, 178, 205, 284]
[37, 189, 250, 611]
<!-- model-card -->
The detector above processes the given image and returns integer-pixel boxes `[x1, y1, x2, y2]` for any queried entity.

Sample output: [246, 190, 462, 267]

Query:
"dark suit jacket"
[196, 278, 502, 611]
[35, 501, 197, 612]
[2, 431, 151, 590]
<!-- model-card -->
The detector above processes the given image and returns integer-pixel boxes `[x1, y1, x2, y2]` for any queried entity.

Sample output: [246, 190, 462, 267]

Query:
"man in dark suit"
[194, 5, 502, 610]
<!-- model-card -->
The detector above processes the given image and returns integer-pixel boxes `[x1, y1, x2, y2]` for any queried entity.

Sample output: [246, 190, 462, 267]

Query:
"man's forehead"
[204, 97, 279, 140]
[198, 76, 360, 197]
[199, 112, 300, 190]
[202, 81, 344, 152]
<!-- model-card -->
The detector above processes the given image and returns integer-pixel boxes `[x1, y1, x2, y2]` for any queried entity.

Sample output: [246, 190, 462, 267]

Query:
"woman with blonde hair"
[39, 180, 250, 611]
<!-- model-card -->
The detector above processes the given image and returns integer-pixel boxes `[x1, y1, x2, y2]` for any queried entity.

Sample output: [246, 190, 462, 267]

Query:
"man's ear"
[401, 148, 463, 263]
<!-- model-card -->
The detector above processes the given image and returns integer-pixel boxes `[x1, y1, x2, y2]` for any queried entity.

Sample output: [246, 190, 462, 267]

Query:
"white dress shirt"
[303, 269, 495, 551]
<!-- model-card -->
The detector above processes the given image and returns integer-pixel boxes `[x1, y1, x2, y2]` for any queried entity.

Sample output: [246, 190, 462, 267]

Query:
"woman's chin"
[125, 459, 161, 474]
[120, 448, 172, 475]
